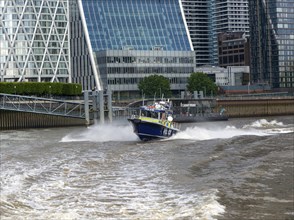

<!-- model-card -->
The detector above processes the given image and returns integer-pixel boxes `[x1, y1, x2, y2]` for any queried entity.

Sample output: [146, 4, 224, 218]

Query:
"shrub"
[0, 82, 82, 96]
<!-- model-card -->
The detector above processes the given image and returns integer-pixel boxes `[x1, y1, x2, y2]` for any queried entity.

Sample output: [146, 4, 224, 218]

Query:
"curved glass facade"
[82, 0, 192, 52]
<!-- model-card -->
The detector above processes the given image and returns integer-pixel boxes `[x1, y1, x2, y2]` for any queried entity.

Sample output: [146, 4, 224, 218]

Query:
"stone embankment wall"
[0, 110, 89, 130]
[216, 98, 294, 117]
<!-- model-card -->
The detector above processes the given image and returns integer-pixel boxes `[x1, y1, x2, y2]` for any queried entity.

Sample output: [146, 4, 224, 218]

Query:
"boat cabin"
[139, 102, 173, 121]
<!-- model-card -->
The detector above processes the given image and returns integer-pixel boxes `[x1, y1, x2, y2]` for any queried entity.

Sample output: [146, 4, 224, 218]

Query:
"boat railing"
[159, 119, 180, 130]
[130, 114, 180, 130]
[130, 114, 140, 119]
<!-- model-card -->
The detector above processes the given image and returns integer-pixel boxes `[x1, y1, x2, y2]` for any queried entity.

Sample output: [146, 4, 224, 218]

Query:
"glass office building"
[0, 0, 70, 83]
[181, 0, 249, 66]
[70, 0, 195, 97]
[249, 0, 294, 90]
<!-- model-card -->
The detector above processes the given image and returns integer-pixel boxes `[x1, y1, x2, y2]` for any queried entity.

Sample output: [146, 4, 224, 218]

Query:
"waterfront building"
[194, 65, 249, 87]
[70, 0, 195, 98]
[248, 0, 294, 90]
[218, 32, 250, 68]
[0, 0, 70, 83]
[181, 0, 249, 66]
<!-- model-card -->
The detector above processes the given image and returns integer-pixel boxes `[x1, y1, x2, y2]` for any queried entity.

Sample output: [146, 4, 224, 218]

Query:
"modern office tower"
[0, 0, 70, 83]
[218, 32, 250, 67]
[248, 0, 294, 90]
[69, 0, 99, 91]
[180, 0, 212, 67]
[181, 0, 249, 66]
[214, 0, 249, 35]
[70, 0, 195, 97]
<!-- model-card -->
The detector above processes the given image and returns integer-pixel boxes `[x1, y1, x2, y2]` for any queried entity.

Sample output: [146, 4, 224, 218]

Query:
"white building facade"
[195, 66, 249, 86]
[0, 0, 70, 83]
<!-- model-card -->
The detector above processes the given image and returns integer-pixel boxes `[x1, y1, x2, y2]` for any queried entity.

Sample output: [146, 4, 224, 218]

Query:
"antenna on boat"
[142, 93, 145, 106]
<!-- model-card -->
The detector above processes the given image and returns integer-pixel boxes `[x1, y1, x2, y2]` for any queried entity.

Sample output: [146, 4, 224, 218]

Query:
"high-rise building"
[248, 0, 294, 90]
[180, 0, 212, 67]
[0, 0, 70, 83]
[70, 0, 195, 97]
[181, 0, 249, 66]
[214, 0, 249, 34]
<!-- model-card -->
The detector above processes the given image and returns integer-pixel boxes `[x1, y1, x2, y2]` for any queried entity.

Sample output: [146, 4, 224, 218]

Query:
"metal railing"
[0, 93, 87, 119]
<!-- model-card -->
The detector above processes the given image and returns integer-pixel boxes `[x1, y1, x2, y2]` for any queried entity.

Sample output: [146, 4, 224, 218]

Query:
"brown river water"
[0, 116, 293, 220]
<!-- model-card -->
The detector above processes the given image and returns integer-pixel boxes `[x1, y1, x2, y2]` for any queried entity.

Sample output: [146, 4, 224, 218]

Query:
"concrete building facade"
[218, 32, 250, 67]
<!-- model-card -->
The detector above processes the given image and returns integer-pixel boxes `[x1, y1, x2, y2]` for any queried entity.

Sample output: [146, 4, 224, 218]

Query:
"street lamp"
[49, 85, 51, 98]
[14, 85, 16, 95]
[202, 87, 206, 98]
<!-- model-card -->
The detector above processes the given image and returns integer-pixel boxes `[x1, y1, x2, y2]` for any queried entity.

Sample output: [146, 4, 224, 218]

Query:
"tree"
[138, 75, 171, 98]
[187, 72, 218, 96]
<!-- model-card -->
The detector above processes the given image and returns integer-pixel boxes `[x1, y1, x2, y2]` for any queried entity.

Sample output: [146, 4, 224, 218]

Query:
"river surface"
[0, 116, 293, 220]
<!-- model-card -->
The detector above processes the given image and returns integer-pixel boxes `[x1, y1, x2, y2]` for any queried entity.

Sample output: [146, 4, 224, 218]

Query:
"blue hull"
[128, 118, 178, 141]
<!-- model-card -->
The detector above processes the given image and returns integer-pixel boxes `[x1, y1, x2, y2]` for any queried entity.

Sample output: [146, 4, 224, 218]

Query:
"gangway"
[0, 93, 88, 119]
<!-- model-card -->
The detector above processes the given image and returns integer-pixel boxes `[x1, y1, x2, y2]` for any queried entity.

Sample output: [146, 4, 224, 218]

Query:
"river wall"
[0, 110, 90, 130]
[216, 98, 294, 117]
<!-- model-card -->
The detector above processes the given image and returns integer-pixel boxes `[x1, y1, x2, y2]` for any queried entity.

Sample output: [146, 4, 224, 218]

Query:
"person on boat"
[161, 112, 166, 120]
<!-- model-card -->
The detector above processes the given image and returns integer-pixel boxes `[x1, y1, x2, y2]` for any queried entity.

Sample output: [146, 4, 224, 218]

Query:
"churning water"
[1, 116, 293, 220]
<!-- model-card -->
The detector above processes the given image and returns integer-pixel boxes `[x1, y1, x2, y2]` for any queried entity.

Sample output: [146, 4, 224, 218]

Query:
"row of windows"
[103, 56, 194, 64]
[0, 61, 68, 69]
[219, 49, 245, 55]
[220, 44, 246, 49]
[2, 68, 68, 76]
[107, 67, 194, 74]
[219, 55, 245, 64]
[107, 77, 188, 85]
[1, 14, 66, 21]
[280, 77, 294, 82]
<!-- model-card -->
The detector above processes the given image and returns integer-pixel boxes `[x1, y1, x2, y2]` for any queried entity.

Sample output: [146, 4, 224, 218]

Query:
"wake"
[61, 119, 293, 143]
[171, 119, 293, 141]
[61, 123, 138, 142]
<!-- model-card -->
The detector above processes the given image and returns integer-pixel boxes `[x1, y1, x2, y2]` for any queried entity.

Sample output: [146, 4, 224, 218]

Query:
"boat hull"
[128, 118, 178, 141]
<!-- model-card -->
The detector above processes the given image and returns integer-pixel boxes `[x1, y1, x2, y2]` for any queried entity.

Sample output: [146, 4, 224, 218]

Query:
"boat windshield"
[141, 110, 158, 119]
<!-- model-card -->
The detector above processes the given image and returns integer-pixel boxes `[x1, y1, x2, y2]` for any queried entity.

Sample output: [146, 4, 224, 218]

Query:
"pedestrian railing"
[0, 93, 87, 119]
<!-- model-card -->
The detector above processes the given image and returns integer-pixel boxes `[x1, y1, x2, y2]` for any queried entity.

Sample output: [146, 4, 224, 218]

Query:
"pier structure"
[0, 91, 113, 130]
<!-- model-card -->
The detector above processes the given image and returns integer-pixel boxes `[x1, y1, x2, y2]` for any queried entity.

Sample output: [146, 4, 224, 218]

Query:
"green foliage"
[138, 75, 172, 98]
[0, 82, 82, 96]
[187, 72, 218, 95]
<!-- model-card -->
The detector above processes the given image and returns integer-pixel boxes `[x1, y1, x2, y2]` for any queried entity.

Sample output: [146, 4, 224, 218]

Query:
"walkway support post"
[107, 90, 112, 122]
[99, 91, 104, 124]
[84, 90, 90, 125]
[92, 90, 98, 120]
